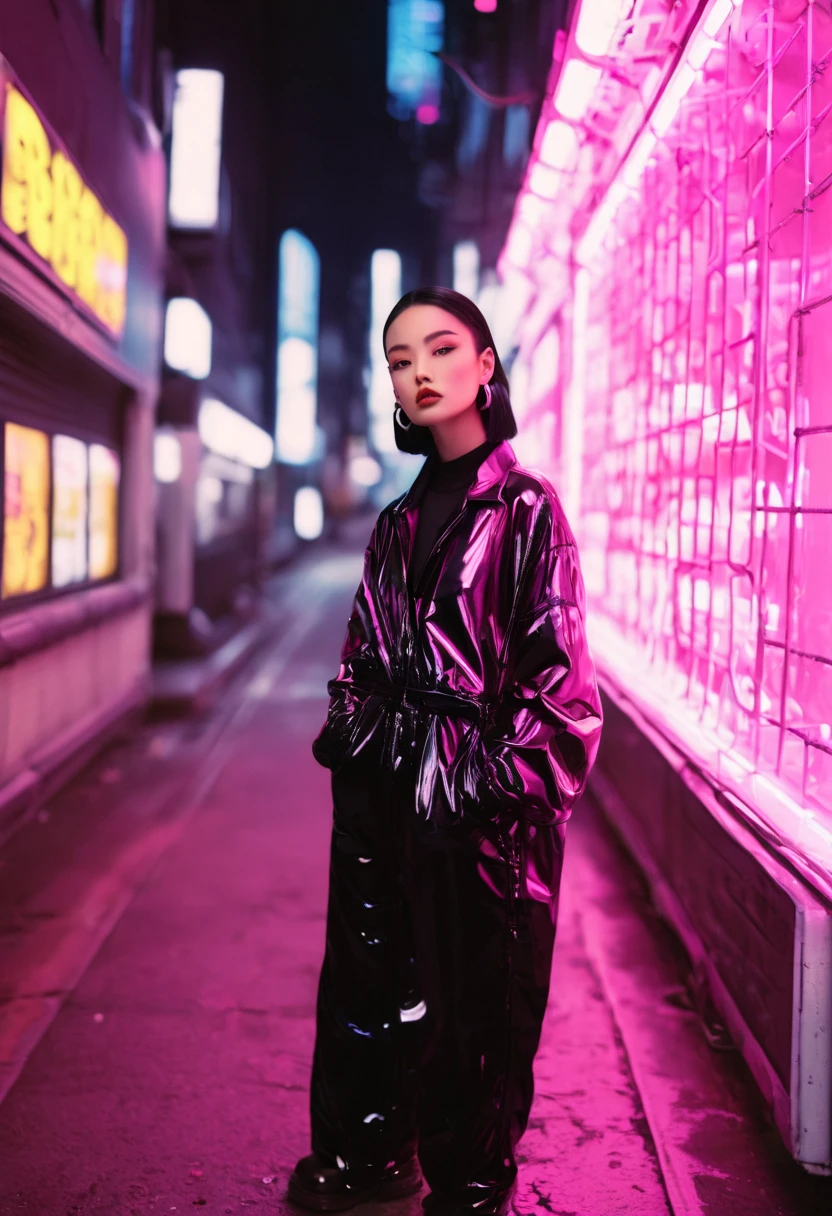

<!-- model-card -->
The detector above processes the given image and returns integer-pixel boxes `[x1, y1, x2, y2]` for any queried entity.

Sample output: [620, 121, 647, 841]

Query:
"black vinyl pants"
[310, 733, 565, 1211]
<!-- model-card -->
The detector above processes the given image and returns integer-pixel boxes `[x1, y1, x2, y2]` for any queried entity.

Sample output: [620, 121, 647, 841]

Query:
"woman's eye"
[390, 359, 410, 371]
[434, 346, 454, 356]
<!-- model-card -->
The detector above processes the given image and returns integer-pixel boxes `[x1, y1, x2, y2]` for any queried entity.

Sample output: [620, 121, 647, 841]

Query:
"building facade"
[0, 0, 166, 839]
[501, 0, 832, 1173]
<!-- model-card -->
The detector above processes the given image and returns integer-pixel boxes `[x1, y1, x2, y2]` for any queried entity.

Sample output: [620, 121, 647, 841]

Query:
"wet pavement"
[0, 538, 829, 1216]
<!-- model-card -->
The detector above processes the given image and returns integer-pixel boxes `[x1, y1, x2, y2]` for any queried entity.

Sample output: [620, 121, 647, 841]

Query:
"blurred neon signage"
[200, 397, 273, 471]
[369, 248, 402, 454]
[387, 0, 445, 121]
[168, 69, 225, 229]
[0, 72, 128, 337]
[164, 297, 212, 379]
[275, 229, 320, 465]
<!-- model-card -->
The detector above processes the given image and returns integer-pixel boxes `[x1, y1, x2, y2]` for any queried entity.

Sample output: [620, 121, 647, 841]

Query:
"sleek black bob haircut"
[382, 286, 518, 456]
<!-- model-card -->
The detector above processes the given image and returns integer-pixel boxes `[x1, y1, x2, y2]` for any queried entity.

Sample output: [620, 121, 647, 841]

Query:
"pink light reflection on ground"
[567, 0, 832, 818]
[416, 103, 440, 124]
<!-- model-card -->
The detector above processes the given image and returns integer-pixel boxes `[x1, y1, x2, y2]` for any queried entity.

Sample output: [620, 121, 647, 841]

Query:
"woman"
[289, 288, 602, 1215]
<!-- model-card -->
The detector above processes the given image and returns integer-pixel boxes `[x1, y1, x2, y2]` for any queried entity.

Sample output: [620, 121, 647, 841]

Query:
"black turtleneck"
[409, 441, 498, 588]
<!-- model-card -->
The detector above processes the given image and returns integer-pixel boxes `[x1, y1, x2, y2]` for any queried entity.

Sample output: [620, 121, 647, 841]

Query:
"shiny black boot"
[288, 1152, 422, 1212]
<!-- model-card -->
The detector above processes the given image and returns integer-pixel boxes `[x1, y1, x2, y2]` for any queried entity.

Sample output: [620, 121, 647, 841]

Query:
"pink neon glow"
[554, 58, 602, 121]
[575, 0, 624, 58]
[539, 120, 578, 170]
[474, 0, 498, 11]
[516, 0, 832, 827]
[416, 103, 440, 124]
[528, 161, 560, 200]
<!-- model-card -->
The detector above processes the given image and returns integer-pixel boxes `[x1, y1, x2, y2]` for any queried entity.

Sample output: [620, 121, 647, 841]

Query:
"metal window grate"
[578, 0, 832, 819]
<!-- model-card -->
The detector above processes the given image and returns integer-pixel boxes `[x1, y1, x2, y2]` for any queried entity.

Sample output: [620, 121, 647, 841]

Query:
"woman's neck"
[430, 404, 488, 463]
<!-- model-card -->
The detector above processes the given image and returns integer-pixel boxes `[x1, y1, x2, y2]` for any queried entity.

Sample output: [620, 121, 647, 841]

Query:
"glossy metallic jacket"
[313, 441, 603, 840]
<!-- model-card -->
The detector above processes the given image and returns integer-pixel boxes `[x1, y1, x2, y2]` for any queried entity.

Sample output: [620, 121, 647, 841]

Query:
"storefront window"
[1, 424, 119, 601]
[2, 422, 50, 599]
[52, 435, 89, 587]
[89, 444, 120, 580]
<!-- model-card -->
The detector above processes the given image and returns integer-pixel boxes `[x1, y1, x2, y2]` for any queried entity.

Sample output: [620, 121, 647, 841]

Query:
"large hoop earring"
[481, 383, 492, 411]
[395, 405, 412, 431]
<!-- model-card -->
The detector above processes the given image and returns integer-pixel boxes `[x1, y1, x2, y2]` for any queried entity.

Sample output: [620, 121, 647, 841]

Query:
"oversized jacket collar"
[391, 439, 518, 516]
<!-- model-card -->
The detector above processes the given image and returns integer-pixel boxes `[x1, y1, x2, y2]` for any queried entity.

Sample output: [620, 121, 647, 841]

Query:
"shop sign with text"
[0, 61, 128, 338]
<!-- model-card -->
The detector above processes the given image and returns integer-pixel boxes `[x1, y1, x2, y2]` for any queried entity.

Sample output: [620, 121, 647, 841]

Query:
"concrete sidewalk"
[0, 543, 827, 1216]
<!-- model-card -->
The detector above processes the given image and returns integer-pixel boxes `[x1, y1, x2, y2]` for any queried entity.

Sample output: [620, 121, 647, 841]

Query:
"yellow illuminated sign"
[2, 422, 50, 599]
[89, 444, 120, 580]
[0, 80, 128, 337]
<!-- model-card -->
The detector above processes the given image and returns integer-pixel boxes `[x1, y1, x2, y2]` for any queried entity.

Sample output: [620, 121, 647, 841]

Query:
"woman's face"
[385, 305, 495, 429]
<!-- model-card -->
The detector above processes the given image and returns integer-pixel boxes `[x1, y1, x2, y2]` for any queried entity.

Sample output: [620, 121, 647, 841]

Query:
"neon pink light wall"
[573, 0, 832, 820]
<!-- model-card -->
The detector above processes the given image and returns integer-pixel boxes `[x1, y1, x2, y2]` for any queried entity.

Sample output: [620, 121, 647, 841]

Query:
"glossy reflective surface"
[310, 441, 602, 1205]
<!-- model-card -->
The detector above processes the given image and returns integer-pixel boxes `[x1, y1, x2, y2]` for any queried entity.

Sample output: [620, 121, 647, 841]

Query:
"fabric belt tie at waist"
[350, 680, 498, 724]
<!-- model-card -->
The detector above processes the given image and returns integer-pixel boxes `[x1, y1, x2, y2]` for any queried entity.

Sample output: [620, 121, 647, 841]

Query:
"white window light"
[528, 161, 560, 200]
[164, 298, 212, 379]
[369, 249, 402, 454]
[275, 229, 320, 465]
[154, 431, 183, 483]
[168, 69, 224, 229]
[198, 397, 273, 470]
[539, 119, 578, 170]
[294, 486, 324, 540]
[554, 59, 602, 122]
[277, 335, 319, 465]
[453, 240, 480, 299]
[575, 0, 625, 59]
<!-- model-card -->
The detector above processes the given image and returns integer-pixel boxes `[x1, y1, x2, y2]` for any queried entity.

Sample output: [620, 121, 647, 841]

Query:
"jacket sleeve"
[311, 532, 379, 770]
[482, 498, 602, 823]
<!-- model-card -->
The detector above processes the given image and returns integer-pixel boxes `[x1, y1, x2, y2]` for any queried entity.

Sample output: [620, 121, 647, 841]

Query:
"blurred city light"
[153, 432, 183, 484]
[453, 240, 480, 299]
[294, 486, 324, 540]
[276, 229, 320, 465]
[350, 454, 384, 487]
[168, 69, 224, 229]
[369, 248, 402, 454]
[387, 0, 445, 121]
[554, 59, 601, 121]
[164, 298, 212, 379]
[474, 0, 498, 11]
[199, 398, 273, 470]
[416, 103, 440, 125]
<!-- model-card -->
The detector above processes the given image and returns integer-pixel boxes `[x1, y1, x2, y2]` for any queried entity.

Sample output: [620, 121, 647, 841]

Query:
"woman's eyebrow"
[387, 329, 458, 357]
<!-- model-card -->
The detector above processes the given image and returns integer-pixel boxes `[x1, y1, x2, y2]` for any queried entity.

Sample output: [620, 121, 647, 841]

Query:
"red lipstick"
[416, 387, 442, 405]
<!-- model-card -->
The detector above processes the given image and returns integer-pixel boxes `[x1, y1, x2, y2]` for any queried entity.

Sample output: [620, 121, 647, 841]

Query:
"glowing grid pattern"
[577, 0, 832, 820]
